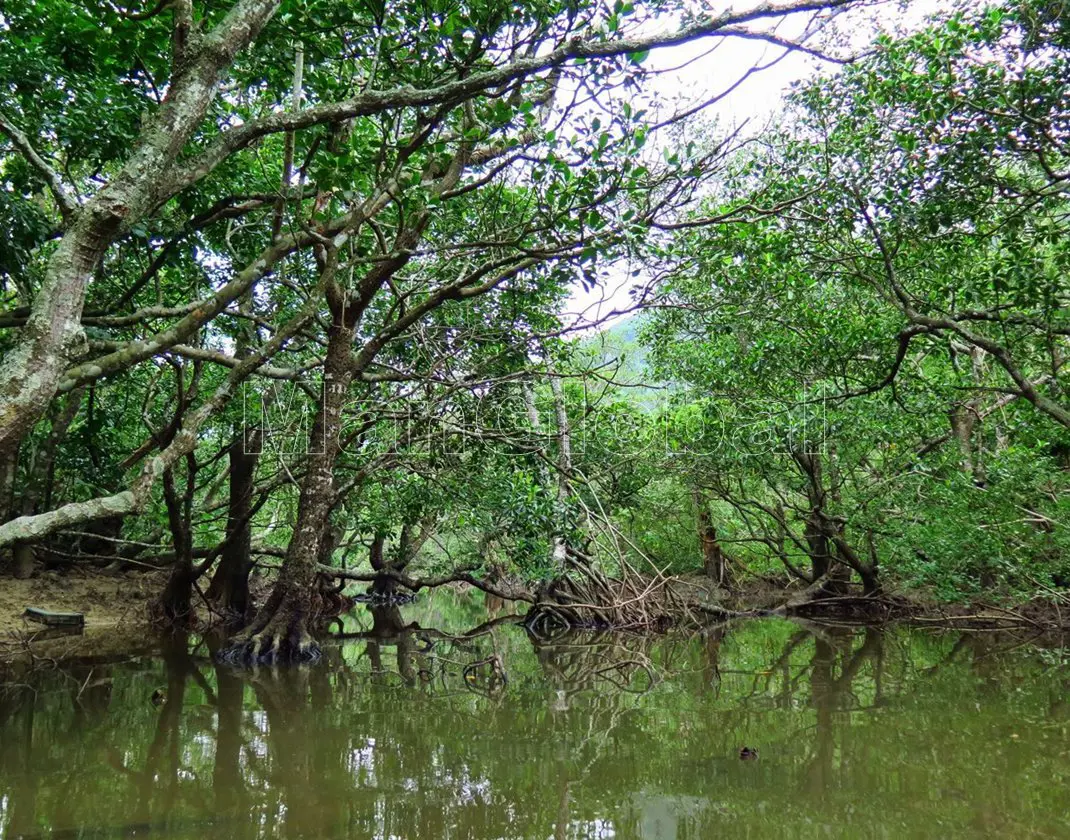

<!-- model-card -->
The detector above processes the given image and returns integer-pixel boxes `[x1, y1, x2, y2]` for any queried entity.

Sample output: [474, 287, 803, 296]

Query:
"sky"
[562, 0, 949, 332]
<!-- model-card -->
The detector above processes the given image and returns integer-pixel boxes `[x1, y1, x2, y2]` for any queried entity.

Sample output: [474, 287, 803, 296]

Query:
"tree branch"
[163, 0, 858, 198]
[319, 564, 537, 603]
[0, 111, 78, 221]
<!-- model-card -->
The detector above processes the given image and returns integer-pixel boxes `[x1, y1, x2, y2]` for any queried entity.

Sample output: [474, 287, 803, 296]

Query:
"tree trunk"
[158, 562, 197, 626]
[0, 444, 18, 525]
[694, 488, 728, 587]
[950, 407, 985, 487]
[368, 532, 394, 598]
[157, 466, 197, 626]
[0, 0, 281, 463]
[6, 389, 84, 579]
[12, 543, 35, 579]
[793, 448, 851, 593]
[804, 515, 831, 581]
[207, 428, 261, 621]
[220, 296, 355, 664]
[828, 524, 880, 596]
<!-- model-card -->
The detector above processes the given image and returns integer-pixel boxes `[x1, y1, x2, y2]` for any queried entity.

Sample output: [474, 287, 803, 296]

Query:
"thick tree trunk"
[368, 516, 435, 599]
[6, 389, 85, 579]
[0, 0, 281, 463]
[207, 428, 261, 621]
[158, 563, 197, 626]
[858, 564, 880, 596]
[367, 532, 395, 598]
[0, 445, 17, 524]
[0, 212, 118, 463]
[221, 298, 355, 664]
[12, 543, 35, 579]
[0, 297, 316, 551]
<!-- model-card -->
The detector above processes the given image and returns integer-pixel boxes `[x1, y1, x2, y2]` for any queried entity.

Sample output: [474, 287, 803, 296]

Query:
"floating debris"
[23, 607, 85, 629]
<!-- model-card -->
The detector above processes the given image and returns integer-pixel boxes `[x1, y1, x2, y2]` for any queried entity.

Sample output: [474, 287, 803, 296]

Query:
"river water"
[1, 593, 1068, 839]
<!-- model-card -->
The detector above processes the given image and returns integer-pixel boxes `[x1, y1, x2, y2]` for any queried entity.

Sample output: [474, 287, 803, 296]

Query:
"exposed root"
[784, 592, 913, 623]
[216, 589, 323, 666]
[525, 549, 753, 642]
[217, 628, 322, 666]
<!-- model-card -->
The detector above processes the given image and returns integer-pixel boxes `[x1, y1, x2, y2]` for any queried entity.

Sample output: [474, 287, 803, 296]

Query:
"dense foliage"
[641, 0, 1070, 598]
[0, 0, 1068, 656]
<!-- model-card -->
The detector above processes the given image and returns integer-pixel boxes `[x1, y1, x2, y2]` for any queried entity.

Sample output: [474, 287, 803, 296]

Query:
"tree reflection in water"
[1, 605, 1069, 840]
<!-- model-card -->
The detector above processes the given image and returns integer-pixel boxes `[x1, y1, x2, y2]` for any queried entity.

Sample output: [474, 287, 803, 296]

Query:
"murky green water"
[2, 594, 1069, 839]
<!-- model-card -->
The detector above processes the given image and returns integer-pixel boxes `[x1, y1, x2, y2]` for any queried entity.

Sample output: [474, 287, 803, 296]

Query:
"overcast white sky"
[562, 0, 950, 331]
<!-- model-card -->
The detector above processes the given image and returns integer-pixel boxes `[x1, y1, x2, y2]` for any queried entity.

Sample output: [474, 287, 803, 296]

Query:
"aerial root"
[215, 603, 322, 666]
[217, 632, 322, 666]
[526, 553, 682, 640]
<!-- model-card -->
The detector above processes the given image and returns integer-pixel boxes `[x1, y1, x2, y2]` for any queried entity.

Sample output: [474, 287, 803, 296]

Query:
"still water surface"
[1, 593, 1069, 839]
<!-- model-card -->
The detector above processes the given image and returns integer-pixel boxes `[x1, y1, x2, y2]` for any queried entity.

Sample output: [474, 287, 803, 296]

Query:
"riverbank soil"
[0, 569, 165, 668]
[0, 569, 161, 635]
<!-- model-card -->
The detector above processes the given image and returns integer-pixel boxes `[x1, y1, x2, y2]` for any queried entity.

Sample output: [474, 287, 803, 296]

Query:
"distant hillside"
[576, 315, 662, 406]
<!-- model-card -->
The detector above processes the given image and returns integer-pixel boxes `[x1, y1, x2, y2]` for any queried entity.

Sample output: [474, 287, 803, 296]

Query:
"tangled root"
[525, 604, 579, 643]
[524, 603, 673, 643]
[216, 601, 322, 666]
[524, 561, 681, 642]
[217, 631, 322, 666]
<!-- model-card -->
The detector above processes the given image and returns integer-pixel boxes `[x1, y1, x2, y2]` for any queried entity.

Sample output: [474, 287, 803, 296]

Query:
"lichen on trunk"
[219, 262, 356, 665]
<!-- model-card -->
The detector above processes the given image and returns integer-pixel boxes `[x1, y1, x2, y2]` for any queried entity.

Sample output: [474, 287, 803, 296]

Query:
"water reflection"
[1, 602, 1069, 840]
